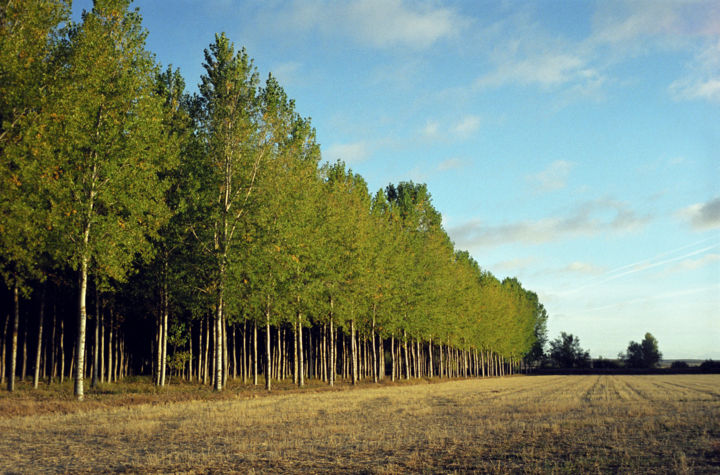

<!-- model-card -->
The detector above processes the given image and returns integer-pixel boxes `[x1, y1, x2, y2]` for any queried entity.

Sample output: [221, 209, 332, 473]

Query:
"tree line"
[1, 0, 548, 400]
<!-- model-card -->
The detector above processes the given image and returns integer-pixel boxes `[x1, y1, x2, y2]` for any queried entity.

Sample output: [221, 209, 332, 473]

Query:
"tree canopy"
[1, 1, 549, 397]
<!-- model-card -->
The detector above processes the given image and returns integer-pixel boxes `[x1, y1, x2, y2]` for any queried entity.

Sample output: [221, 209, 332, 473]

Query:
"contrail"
[580, 285, 719, 314]
[560, 235, 720, 296]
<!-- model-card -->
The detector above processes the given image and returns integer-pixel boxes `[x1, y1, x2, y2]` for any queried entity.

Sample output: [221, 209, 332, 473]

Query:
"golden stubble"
[1, 375, 719, 473]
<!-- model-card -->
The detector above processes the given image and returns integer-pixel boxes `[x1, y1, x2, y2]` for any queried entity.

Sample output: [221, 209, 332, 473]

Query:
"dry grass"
[1, 375, 719, 473]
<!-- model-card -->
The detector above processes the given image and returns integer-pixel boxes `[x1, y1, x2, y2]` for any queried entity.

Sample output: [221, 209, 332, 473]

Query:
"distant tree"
[699, 360, 720, 371]
[549, 332, 590, 368]
[593, 357, 621, 369]
[670, 361, 688, 369]
[622, 333, 662, 368]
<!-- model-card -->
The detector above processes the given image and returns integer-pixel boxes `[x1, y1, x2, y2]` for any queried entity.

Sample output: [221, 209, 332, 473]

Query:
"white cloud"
[562, 261, 605, 275]
[448, 199, 649, 248]
[452, 115, 481, 137]
[437, 158, 464, 172]
[421, 120, 439, 138]
[680, 196, 720, 230]
[528, 160, 574, 192]
[324, 141, 369, 164]
[279, 0, 469, 49]
[476, 53, 598, 90]
[270, 61, 302, 87]
[665, 253, 720, 274]
[591, 0, 720, 44]
[669, 38, 720, 102]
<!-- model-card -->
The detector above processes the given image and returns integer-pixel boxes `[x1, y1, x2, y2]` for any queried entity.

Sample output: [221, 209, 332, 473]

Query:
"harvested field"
[1, 375, 719, 473]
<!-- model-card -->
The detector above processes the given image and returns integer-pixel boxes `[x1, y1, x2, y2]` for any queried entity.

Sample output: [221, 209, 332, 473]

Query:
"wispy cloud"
[452, 115, 481, 138]
[421, 120, 440, 138]
[437, 158, 464, 172]
[561, 261, 606, 276]
[527, 160, 575, 193]
[670, 39, 720, 103]
[324, 141, 369, 164]
[277, 0, 469, 49]
[680, 196, 720, 230]
[448, 199, 649, 248]
[476, 53, 601, 90]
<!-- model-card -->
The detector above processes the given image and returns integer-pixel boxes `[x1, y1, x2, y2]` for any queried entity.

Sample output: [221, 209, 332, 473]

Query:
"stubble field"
[1, 374, 719, 473]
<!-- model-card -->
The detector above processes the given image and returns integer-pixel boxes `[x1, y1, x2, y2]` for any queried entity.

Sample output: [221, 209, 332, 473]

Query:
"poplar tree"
[0, 0, 69, 391]
[40, 0, 173, 400]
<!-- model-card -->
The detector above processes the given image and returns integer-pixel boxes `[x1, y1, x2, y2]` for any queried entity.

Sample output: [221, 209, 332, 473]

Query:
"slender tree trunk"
[350, 319, 357, 385]
[107, 309, 114, 384]
[48, 303, 56, 384]
[390, 334, 396, 382]
[403, 330, 409, 380]
[91, 287, 99, 388]
[232, 324, 237, 380]
[99, 310, 104, 384]
[7, 282, 20, 392]
[1, 311, 8, 385]
[293, 318, 298, 385]
[33, 285, 46, 389]
[160, 279, 169, 387]
[74, 242, 91, 400]
[188, 324, 193, 382]
[59, 318, 65, 384]
[203, 316, 210, 385]
[242, 320, 247, 384]
[298, 314, 304, 387]
[321, 323, 327, 382]
[371, 310, 377, 383]
[265, 300, 271, 391]
[222, 315, 229, 386]
[20, 321, 28, 382]
[329, 315, 335, 387]
[253, 319, 258, 386]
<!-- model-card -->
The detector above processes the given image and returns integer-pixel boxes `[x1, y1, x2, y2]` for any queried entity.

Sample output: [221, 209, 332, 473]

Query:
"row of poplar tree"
[1, 0, 548, 400]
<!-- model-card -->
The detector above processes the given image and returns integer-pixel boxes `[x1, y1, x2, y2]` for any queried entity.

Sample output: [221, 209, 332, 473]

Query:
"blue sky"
[74, 0, 719, 359]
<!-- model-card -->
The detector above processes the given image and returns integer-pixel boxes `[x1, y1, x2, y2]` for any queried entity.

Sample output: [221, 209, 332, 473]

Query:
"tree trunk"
[265, 300, 271, 391]
[107, 309, 114, 384]
[48, 303, 56, 384]
[59, 318, 65, 384]
[403, 330, 409, 380]
[160, 280, 169, 387]
[222, 314, 228, 386]
[390, 334, 395, 382]
[20, 321, 28, 382]
[371, 310, 377, 383]
[33, 285, 46, 389]
[99, 309, 104, 384]
[203, 316, 210, 385]
[74, 243, 90, 400]
[293, 318, 298, 385]
[321, 324, 327, 382]
[350, 319, 357, 385]
[91, 287, 99, 388]
[253, 319, 258, 386]
[1, 310, 8, 385]
[232, 324, 237, 380]
[298, 314, 304, 387]
[7, 282, 20, 391]
[329, 315, 335, 387]
[242, 320, 247, 384]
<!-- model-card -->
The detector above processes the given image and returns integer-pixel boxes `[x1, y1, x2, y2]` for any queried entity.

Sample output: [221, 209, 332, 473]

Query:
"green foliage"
[1, 6, 550, 386]
[622, 333, 662, 368]
[549, 332, 590, 368]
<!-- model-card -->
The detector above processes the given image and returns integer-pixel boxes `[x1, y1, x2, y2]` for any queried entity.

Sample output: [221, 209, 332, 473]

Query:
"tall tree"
[195, 33, 278, 391]
[39, 0, 174, 399]
[0, 0, 69, 391]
